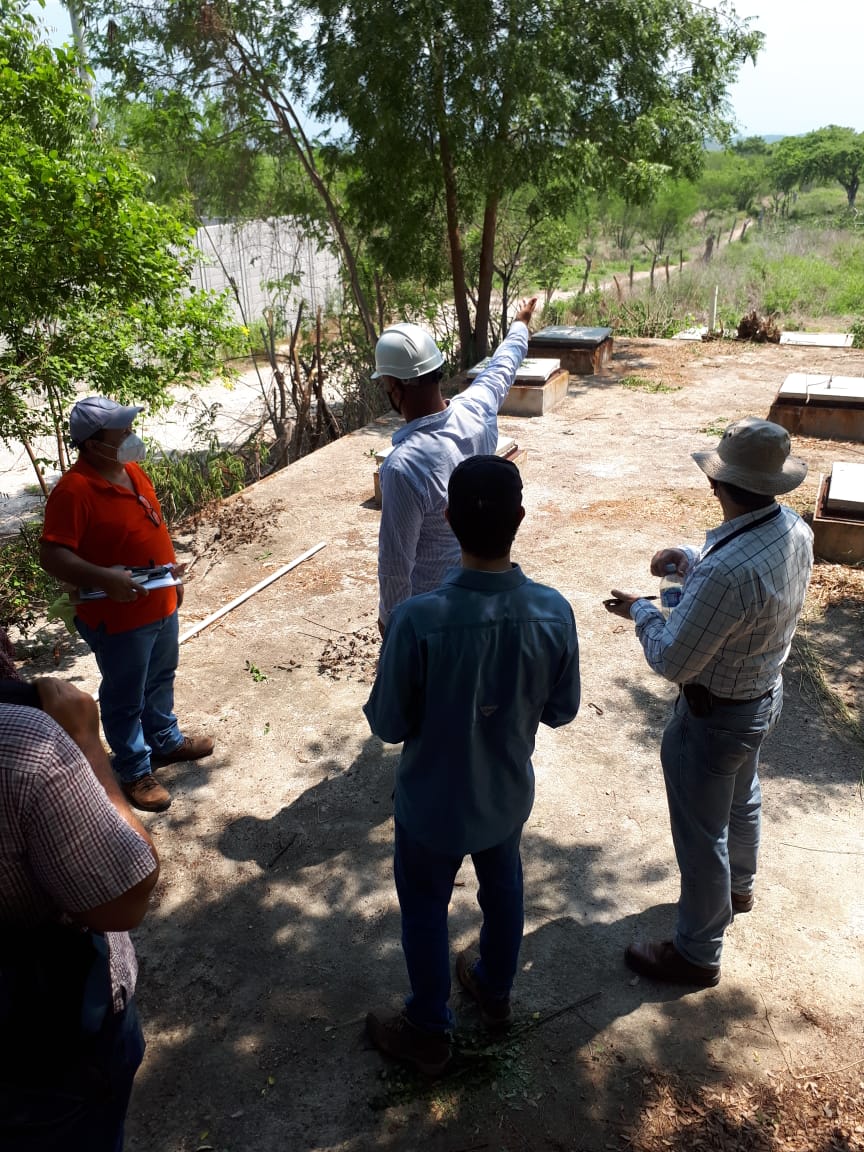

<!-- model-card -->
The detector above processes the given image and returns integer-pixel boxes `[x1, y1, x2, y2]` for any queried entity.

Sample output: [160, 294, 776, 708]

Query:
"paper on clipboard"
[78, 566, 183, 601]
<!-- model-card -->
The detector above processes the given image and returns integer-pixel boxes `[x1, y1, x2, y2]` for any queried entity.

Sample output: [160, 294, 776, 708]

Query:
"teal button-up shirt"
[364, 565, 580, 855]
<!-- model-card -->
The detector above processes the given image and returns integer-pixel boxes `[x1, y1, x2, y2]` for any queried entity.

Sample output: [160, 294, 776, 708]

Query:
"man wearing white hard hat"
[372, 298, 537, 634]
[605, 418, 813, 987]
[39, 397, 214, 813]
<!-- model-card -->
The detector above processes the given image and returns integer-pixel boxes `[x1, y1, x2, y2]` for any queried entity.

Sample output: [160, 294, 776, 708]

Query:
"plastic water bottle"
[659, 563, 684, 618]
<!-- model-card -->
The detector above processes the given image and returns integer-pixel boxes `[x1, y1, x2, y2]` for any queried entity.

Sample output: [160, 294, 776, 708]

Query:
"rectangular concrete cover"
[778, 373, 864, 403]
[826, 462, 864, 515]
[530, 326, 613, 346]
[779, 332, 854, 348]
[467, 356, 561, 382]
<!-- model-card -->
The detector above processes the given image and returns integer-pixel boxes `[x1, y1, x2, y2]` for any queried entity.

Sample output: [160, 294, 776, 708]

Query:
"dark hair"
[714, 479, 775, 509]
[410, 367, 444, 388]
[447, 456, 523, 559]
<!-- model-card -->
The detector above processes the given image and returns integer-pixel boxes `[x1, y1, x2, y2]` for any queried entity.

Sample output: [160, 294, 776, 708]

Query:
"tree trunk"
[430, 38, 473, 368]
[580, 256, 592, 295]
[474, 195, 500, 362]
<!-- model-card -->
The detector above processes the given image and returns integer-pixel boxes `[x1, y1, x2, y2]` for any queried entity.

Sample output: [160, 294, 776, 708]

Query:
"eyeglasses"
[137, 494, 161, 527]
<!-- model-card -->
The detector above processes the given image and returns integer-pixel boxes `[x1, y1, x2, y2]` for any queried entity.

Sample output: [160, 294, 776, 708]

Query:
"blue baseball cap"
[69, 396, 144, 446]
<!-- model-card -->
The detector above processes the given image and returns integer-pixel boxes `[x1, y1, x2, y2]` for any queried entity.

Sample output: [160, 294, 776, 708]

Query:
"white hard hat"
[371, 323, 445, 380]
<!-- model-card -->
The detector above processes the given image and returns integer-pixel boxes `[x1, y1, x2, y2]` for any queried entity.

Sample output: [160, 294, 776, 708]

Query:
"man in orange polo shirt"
[40, 397, 213, 812]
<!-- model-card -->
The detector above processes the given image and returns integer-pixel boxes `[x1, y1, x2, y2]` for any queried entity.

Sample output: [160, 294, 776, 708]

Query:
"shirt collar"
[443, 564, 527, 592]
[72, 456, 135, 492]
[392, 402, 452, 445]
[703, 504, 779, 550]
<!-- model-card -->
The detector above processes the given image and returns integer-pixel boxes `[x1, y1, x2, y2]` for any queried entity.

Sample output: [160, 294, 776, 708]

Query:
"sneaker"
[122, 773, 172, 812]
[455, 949, 512, 1028]
[365, 1008, 451, 1076]
[732, 890, 754, 914]
[151, 734, 214, 767]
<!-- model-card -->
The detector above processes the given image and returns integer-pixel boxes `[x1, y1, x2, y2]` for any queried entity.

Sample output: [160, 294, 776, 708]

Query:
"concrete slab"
[673, 326, 709, 341]
[777, 373, 864, 403]
[779, 331, 854, 348]
[814, 471, 864, 563]
[467, 355, 562, 383]
[10, 335, 864, 1152]
[825, 461, 864, 516]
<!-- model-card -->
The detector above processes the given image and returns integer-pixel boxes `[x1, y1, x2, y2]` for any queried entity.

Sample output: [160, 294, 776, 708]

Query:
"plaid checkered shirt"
[0, 704, 156, 1011]
[630, 504, 814, 699]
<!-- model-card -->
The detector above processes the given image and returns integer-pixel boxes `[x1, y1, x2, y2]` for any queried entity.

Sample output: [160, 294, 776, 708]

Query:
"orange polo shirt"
[42, 459, 178, 634]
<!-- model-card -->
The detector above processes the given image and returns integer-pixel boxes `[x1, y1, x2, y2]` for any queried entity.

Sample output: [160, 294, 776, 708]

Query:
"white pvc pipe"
[178, 542, 327, 645]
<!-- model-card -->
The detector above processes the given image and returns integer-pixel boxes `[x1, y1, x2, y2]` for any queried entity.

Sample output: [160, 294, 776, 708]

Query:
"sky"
[31, 0, 864, 139]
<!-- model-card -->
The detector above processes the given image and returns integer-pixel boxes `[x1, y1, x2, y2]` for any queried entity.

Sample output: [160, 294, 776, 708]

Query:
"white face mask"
[115, 432, 147, 463]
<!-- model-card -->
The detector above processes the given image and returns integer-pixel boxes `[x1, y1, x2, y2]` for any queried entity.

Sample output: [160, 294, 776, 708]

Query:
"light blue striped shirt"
[631, 504, 813, 698]
[377, 321, 529, 624]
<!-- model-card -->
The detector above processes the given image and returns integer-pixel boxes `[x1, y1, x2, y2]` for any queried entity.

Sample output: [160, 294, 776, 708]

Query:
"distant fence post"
[649, 254, 657, 293]
[580, 255, 592, 295]
[629, 263, 634, 289]
[664, 255, 670, 283]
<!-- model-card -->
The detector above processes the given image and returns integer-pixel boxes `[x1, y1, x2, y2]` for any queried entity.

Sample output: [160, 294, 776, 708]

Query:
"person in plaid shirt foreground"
[0, 678, 159, 1151]
[606, 418, 813, 988]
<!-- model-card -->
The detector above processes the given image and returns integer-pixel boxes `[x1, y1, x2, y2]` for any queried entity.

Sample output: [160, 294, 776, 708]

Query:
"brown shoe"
[625, 939, 720, 988]
[732, 890, 754, 914]
[365, 1008, 451, 1077]
[151, 734, 214, 767]
[122, 773, 172, 813]
[456, 949, 512, 1029]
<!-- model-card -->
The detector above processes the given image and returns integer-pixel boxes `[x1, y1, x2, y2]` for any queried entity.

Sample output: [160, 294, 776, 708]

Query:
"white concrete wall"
[191, 218, 342, 334]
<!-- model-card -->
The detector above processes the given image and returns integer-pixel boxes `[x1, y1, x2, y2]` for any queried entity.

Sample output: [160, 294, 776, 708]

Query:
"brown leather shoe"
[365, 1007, 451, 1076]
[456, 949, 512, 1028]
[122, 773, 172, 812]
[625, 939, 720, 987]
[731, 890, 754, 914]
[151, 734, 214, 767]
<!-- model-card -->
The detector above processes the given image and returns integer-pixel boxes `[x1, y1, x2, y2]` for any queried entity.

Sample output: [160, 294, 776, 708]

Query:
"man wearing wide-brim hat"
[605, 418, 813, 987]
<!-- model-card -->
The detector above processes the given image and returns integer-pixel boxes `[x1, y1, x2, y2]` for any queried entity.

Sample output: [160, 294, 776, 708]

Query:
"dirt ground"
[13, 337, 864, 1152]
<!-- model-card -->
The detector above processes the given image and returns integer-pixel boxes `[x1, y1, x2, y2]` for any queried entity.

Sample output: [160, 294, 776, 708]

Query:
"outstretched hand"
[515, 297, 538, 327]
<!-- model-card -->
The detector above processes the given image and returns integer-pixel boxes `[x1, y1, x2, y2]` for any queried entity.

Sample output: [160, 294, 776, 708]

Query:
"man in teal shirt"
[364, 455, 581, 1075]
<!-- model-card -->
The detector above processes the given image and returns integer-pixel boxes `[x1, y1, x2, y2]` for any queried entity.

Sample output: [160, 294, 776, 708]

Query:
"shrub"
[146, 448, 248, 525]
[0, 522, 61, 633]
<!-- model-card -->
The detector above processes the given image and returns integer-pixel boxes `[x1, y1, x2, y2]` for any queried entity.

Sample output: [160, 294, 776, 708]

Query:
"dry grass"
[624, 1066, 864, 1152]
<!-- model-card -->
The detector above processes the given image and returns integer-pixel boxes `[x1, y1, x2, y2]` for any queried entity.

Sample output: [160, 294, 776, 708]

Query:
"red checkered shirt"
[0, 704, 156, 1011]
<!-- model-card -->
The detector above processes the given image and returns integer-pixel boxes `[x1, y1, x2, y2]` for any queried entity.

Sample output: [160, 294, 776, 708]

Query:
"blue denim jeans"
[0, 996, 145, 1152]
[661, 682, 782, 968]
[394, 821, 524, 1033]
[76, 612, 182, 782]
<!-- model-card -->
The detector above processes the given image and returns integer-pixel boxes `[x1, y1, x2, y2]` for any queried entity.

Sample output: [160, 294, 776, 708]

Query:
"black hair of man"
[447, 455, 523, 560]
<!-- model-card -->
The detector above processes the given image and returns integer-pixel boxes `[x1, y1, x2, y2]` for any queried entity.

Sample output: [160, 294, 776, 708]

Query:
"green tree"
[770, 126, 864, 209]
[91, 0, 761, 365]
[637, 179, 699, 257]
[0, 3, 239, 493]
[301, 0, 761, 362]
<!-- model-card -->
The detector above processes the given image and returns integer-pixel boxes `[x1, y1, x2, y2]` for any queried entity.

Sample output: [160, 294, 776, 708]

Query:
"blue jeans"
[661, 683, 782, 968]
[76, 613, 182, 782]
[0, 996, 145, 1152]
[394, 821, 524, 1033]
